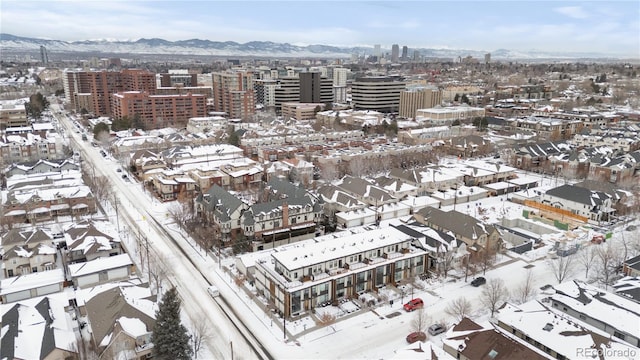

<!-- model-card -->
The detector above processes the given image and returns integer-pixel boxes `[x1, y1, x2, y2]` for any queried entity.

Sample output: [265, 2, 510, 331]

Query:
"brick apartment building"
[110, 91, 207, 129]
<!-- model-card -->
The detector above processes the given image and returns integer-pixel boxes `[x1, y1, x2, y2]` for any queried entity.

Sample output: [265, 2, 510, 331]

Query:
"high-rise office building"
[485, 53, 491, 64]
[391, 44, 400, 63]
[274, 72, 332, 111]
[401, 46, 408, 61]
[39, 46, 48, 65]
[374, 44, 381, 60]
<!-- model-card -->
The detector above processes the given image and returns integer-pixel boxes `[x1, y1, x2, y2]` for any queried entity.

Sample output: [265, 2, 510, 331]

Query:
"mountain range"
[0, 33, 625, 60]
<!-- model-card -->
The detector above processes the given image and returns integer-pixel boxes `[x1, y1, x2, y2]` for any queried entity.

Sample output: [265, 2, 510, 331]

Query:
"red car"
[406, 331, 427, 343]
[403, 298, 424, 312]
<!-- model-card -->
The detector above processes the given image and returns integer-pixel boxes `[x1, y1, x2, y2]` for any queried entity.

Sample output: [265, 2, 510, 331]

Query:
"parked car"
[403, 298, 424, 312]
[471, 277, 486, 287]
[406, 331, 426, 344]
[207, 285, 220, 298]
[428, 324, 446, 336]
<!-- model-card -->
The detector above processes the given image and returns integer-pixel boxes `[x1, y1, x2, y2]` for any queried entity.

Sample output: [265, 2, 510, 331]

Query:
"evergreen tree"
[152, 287, 193, 360]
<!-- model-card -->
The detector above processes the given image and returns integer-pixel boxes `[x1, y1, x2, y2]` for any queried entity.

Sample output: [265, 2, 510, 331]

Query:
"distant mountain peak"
[0, 33, 626, 59]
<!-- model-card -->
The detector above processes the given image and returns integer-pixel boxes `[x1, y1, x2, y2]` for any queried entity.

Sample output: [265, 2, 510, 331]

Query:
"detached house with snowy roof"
[0, 294, 78, 360]
[64, 220, 123, 264]
[84, 285, 156, 360]
[1, 228, 57, 278]
[541, 184, 614, 223]
[195, 184, 249, 242]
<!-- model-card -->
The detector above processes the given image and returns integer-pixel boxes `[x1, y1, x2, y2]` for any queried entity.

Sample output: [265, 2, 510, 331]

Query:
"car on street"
[471, 277, 486, 287]
[403, 298, 424, 312]
[207, 285, 220, 298]
[406, 331, 426, 343]
[428, 324, 446, 336]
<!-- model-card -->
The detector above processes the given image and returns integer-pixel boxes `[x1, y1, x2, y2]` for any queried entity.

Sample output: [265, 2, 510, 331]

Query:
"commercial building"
[0, 103, 28, 129]
[159, 70, 198, 87]
[351, 76, 407, 113]
[416, 105, 486, 125]
[391, 44, 400, 63]
[281, 102, 326, 121]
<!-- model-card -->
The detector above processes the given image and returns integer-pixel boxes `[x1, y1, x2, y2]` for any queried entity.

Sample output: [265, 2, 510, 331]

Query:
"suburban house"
[84, 286, 156, 360]
[0, 293, 78, 360]
[150, 170, 197, 201]
[1, 228, 57, 278]
[281, 157, 314, 186]
[371, 175, 419, 199]
[413, 207, 502, 255]
[64, 220, 123, 264]
[540, 184, 614, 222]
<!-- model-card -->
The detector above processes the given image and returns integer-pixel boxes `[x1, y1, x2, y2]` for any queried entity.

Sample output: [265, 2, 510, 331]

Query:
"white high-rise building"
[374, 44, 381, 59]
[332, 67, 348, 103]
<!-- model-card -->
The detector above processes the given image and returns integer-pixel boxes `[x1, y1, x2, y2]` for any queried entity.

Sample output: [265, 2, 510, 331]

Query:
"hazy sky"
[2, 0, 639, 56]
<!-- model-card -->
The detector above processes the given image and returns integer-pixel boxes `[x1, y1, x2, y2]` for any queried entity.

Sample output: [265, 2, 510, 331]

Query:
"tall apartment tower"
[401, 46, 408, 61]
[63, 69, 156, 115]
[332, 67, 348, 103]
[399, 86, 443, 118]
[212, 70, 255, 120]
[39, 46, 48, 65]
[391, 44, 400, 63]
[485, 53, 491, 64]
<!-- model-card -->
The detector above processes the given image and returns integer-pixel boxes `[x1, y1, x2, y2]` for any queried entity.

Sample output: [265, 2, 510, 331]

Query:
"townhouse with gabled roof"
[243, 178, 323, 251]
[541, 184, 614, 222]
[195, 184, 249, 242]
[413, 207, 502, 255]
[334, 175, 399, 207]
[389, 166, 464, 195]
[1, 228, 57, 278]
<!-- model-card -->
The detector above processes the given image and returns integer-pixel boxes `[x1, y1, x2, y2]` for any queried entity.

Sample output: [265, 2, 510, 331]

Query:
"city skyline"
[1, 1, 639, 57]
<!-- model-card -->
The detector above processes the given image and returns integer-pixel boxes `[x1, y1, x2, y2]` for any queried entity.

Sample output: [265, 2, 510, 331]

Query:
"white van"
[207, 285, 220, 298]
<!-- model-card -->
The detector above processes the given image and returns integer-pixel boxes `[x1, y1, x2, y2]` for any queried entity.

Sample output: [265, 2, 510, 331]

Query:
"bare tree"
[547, 254, 575, 284]
[190, 318, 213, 359]
[411, 307, 431, 334]
[318, 311, 337, 332]
[479, 250, 496, 275]
[594, 242, 622, 290]
[445, 297, 473, 322]
[515, 269, 536, 304]
[148, 253, 168, 295]
[576, 245, 598, 280]
[438, 248, 456, 278]
[480, 278, 509, 317]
